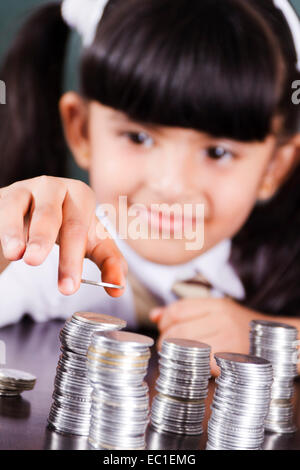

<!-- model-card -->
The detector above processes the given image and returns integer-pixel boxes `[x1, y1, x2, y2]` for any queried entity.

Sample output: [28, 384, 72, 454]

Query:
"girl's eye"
[126, 132, 154, 148]
[205, 146, 234, 162]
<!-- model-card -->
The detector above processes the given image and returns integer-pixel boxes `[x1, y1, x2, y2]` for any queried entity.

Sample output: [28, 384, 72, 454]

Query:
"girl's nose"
[145, 150, 188, 197]
[144, 149, 212, 218]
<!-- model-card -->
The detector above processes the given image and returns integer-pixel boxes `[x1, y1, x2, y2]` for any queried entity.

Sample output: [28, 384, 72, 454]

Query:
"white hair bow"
[61, 0, 300, 71]
[273, 0, 300, 71]
[61, 0, 109, 46]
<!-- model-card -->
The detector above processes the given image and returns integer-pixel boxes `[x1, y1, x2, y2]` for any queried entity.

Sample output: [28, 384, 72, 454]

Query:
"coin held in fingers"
[81, 279, 124, 290]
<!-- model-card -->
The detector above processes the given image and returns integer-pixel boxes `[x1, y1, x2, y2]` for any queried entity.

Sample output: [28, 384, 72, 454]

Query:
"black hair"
[82, 0, 297, 141]
[0, 3, 69, 187]
[0, 0, 299, 316]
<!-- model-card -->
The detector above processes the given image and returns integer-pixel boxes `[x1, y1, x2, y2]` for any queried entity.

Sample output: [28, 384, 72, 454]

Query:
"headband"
[61, 0, 300, 71]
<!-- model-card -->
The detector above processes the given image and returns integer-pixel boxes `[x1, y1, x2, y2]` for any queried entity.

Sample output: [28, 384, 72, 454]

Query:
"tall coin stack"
[206, 353, 273, 450]
[87, 330, 154, 450]
[250, 319, 299, 433]
[150, 338, 211, 435]
[48, 312, 126, 436]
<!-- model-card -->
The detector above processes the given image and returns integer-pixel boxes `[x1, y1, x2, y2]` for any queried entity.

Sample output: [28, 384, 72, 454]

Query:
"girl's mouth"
[134, 205, 200, 235]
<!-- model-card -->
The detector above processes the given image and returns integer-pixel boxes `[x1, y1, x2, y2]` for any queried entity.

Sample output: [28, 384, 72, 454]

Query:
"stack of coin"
[0, 369, 36, 397]
[150, 338, 211, 436]
[206, 353, 273, 450]
[250, 319, 299, 433]
[48, 312, 126, 436]
[87, 330, 154, 450]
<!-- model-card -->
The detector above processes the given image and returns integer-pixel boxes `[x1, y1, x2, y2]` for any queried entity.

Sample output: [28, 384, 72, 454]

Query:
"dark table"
[0, 317, 300, 450]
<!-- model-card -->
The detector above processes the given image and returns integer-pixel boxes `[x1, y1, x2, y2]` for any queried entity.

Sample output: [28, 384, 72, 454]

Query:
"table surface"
[0, 317, 300, 451]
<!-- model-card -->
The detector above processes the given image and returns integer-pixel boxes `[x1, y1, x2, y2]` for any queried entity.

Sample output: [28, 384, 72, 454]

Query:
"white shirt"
[0, 204, 245, 329]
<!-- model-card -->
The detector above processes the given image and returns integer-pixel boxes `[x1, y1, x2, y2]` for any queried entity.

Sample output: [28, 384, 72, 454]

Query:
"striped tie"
[171, 273, 216, 299]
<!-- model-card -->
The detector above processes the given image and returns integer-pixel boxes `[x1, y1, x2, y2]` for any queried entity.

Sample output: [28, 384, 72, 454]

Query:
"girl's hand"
[0, 176, 127, 297]
[150, 298, 265, 376]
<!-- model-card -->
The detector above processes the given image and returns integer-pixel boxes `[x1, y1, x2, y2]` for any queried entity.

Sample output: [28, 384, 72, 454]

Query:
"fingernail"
[2, 237, 23, 254]
[60, 278, 75, 295]
[150, 308, 162, 320]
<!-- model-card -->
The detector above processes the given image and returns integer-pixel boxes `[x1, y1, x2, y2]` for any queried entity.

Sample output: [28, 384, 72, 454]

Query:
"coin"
[73, 312, 127, 328]
[81, 279, 124, 290]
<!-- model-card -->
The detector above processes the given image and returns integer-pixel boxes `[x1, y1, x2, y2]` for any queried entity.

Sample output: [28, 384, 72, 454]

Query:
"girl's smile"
[133, 204, 200, 236]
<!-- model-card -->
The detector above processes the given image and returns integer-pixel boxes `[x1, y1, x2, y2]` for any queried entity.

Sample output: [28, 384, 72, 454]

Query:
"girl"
[0, 0, 299, 375]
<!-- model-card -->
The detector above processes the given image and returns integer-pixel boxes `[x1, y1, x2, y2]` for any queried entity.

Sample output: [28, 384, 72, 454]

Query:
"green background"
[0, 0, 300, 181]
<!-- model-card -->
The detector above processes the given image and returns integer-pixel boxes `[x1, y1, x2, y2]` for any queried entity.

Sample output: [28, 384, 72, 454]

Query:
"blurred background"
[0, 0, 300, 182]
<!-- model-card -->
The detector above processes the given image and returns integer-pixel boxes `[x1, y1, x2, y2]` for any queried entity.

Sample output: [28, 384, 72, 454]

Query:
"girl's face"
[69, 100, 281, 265]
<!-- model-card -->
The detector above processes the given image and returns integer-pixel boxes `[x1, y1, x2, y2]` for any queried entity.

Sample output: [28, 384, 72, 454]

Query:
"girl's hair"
[0, 0, 299, 316]
[0, 4, 69, 186]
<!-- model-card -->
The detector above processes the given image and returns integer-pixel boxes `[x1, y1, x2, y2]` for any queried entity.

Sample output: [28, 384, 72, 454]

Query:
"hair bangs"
[81, 0, 283, 142]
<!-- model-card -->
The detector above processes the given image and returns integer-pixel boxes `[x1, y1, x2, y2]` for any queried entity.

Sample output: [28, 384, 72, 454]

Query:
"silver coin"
[0, 368, 36, 383]
[73, 311, 126, 328]
[81, 279, 124, 290]
[0, 390, 21, 397]
[215, 352, 271, 366]
[91, 330, 154, 349]
[162, 338, 211, 353]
